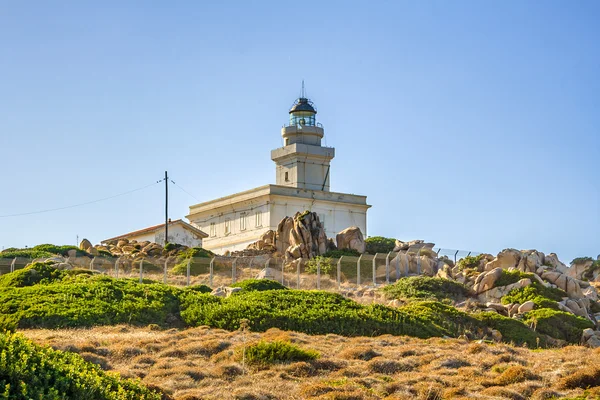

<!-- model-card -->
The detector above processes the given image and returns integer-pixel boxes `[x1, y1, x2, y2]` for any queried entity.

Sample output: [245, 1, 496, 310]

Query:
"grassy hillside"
[0, 263, 590, 347]
[22, 325, 600, 400]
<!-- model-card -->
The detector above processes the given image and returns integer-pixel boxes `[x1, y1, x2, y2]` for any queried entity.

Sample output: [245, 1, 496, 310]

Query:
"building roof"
[289, 97, 317, 114]
[101, 219, 208, 243]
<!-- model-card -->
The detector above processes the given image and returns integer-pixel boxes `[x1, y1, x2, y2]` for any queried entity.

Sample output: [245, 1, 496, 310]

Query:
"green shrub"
[183, 284, 213, 294]
[501, 285, 564, 310]
[571, 257, 593, 265]
[177, 247, 215, 261]
[365, 236, 396, 254]
[180, 290, 482, 339]
[305, 256, 334, 275]
[495, 270, 534, 287]
[0, 262, 68, 288]
[0, 249, 55, 259]
[523, 308, 594, 343]
[322, 249, 361, 258]
[164, 242, 176, 251]
[0, 272, 184, 331]
[32, 244, 89, 257]
[230, 279, 287, 292]
[382, 276, 471, 301]
[0, 332, 161, 399]
[456, 254, 483, 271]
[241, 340, 319, 365]
[474, 312, 542, 347]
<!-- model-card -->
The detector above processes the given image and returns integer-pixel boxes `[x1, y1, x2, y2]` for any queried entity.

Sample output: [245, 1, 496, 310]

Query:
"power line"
[170, 179, 201, 202]
[0, 181, 160, 218]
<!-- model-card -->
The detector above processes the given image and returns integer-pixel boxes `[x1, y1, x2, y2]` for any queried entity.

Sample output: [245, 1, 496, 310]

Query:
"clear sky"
[1, 1, 598, 263]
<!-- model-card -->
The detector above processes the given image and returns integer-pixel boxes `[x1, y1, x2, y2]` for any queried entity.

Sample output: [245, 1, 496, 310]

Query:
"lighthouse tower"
[271, 90, 335, 192]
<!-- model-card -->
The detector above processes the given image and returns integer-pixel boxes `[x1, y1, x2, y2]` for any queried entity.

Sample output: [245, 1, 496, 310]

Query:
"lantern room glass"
[289, 111, 316, 127]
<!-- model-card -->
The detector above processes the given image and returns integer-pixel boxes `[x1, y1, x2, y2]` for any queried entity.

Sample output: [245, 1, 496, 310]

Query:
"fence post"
[281, 258, 285, 285]
[90, 257, 95, 271]
[232, 258, 237, 284]
[11, 257, 16, 273]
[385, 252, 390, 284]
[210, 257, 215, 287]
[163, 259, 168, 284]
[317, 257, 321, 290]
[417, 248, 422, 275]
[337, 256, 342, 290]
[405, 252, 410, 276]
[264, 258, 269, 280]
[187, 258, 191, 286]
[296, 259, 301, 289]
[372, 253, 377, 286]
[139, 258, 144, 283]
[115, 258, 119, 279]
[396, 253, 400, 279]
[357, 254, 362, 286]
[454, 250, 459, 265]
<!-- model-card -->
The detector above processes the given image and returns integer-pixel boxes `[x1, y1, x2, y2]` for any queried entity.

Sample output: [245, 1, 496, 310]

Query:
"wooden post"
[11, 257, 16, 273]
[296, 259, 301, 289]
[163, 259, 168, 284]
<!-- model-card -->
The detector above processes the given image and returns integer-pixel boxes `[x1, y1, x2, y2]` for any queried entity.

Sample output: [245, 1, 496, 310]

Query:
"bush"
[0, 269, 184, 331]
[180, 291, 455, 338]
[32, 244, 89, 257]
[501, 285, 564, 310]
[183, 284, 213, 294]
[495, 270, 534, 287]
[365, 236, 396, 254]
[0, 245, 90, 259]
[172, 247, 216, 276]
[524, 308, 595, 343]
[241, 340, 319, 365]
[0, 262, 68, 288]
[382, 276, 471, 301]
[0, 332, 161, 399]
[177, 247, 215, 261]
[558, 367, 600, 389]
[571, 256, 593, 265]
[456, 254, 483, 271]
[0, 248, 55, 259]
[474, 312, 542, 347]
[322, 249, 361, 258]
[230, 279, 287, 292]
[305, 256, 334, 276]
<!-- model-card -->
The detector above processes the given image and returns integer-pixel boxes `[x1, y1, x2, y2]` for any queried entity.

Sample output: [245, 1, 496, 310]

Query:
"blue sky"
[1, 1, 598, 263]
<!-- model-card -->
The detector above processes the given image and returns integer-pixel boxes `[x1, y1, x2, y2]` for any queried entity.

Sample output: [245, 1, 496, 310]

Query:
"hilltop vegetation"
[0, 262, 583, 347]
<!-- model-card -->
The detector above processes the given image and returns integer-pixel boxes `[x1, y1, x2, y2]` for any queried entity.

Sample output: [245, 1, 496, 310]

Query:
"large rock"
[516, 250, 545, 273]
[518, 301, 535, 314]
[246, 230, 278, 252]
[474, 267, 504, 294]
[336, 227, 366, 254]
[566, 259, 595, 280]
[79, 239, 93, 251]
[544, 253, 569, 273]
[277, 212, 328, 259]
[484, 249, 521, 272]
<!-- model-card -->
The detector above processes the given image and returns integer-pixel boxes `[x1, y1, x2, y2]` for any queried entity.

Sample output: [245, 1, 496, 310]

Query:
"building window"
[255, 211, 262, 227]
[224, 219, 231, 235]
[210, 222, 216, 237]
[240, 212, 246, 231]
[285, 172, 289, 182]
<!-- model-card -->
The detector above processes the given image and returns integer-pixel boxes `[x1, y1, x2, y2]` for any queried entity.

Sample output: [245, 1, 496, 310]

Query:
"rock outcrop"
[336, 227, 366, 254]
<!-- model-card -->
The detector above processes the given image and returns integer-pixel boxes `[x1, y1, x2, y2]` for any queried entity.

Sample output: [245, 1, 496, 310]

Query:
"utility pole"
[164, 171, 169, 246]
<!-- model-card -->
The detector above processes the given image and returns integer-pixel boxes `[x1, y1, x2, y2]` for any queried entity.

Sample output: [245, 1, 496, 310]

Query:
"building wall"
[188, 188, 369, 255]
[154, 224, 203, 248]
[127, 232, 156, 244]
[189, 199, 272, 254]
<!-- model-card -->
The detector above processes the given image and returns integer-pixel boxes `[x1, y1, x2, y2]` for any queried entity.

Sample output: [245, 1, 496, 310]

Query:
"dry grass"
[22, 325, 600, 399]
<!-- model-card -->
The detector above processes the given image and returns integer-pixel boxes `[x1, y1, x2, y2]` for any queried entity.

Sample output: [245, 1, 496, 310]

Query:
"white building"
[102, 219, 208, 248]
[187, 92, 370, 254]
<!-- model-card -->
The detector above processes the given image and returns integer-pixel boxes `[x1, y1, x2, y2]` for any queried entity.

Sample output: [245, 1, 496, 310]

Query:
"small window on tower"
[210, 222, 216, 237]
[224, 219, 231, 235]
[285, 172, 289, 182]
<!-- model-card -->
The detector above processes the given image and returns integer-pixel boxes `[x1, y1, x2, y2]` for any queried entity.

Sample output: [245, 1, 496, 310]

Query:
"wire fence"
[0, 247, 482, 291]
